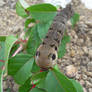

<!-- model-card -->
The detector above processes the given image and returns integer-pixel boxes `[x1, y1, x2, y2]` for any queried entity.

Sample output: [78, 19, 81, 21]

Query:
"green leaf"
[0, 70, 3, 92]
[0, 42, 5, 68]
[5, 35, 17, 72]
[16, 0, 29, 18]
[58, 35, 70, 58]
[70, 79, 83, 92]
[71, 13, 80, 27]
[19, 78, 32, 92]
[31, 71, 48, 81]
[37, 21, 52, 39]
[26, 25, 42, 55]
[0, 36, 6, 41]
[52, 68, 77, 92]
[9, 44, 20, 57]
[31, 60, 40, 73]
[8, 54, 34, 85]
[30, 87, 47, 92]
[27, 3, 57, 22]
[37, 71, 65, 92]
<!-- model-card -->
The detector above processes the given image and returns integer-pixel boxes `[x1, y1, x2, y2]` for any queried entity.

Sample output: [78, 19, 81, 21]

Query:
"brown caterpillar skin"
[35, 4, 74, 70]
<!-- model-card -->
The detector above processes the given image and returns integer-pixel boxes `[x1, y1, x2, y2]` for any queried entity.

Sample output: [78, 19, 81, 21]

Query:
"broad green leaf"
[0, 70, 3, 92]
[0, 42, 5, 68]
[27, 3, 57, 22]
[71, 13, 80, 27]
[37, 71, 65, 92]
[37, 21, 52, 39]
[19, 78, 32, 92]
[26, 25, 42, 55]
[0, 36, 6, 41]
[8, 54, 34, 84]
[16, 0, 28, 18]
[31, 60, 40, 73]
[30, 87, 47, 92]
[5, 35, 17, 72]
[70, 79, 83, 92]
[31, 71, 48, 81]
[58, 35, 70, 58]
[52, 68, 77, 92]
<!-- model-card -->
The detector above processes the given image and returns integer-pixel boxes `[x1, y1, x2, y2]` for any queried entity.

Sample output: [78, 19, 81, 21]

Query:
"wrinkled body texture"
[35, 4, 74, 70]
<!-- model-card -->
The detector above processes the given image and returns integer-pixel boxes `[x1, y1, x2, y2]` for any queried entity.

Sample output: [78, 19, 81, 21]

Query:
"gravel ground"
[0, 0, 92, 92]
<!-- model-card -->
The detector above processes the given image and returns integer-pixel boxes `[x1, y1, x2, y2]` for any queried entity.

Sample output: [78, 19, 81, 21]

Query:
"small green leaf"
[30, 87, 47, 92]
[8, 54, 34, 85]
[26, 25, 42, 55]
[16, 0, 28, 18]
[70, 79, 83, 92]
[27, 3, 57, 22]
[19, 78, 32, 92]
[71, 13, 80, 27]
[58, 35, 70, 58]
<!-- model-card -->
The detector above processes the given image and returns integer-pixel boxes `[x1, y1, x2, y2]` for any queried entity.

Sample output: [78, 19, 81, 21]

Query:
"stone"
[65, 65, 78, 78]
[83, 46, 88, 54]
[89, 88, 92, 92]
[85, 72, 92, 77]
[87, 62, 92, 72]
[85, 81, 92, 88]
[70, 50, 75, 57]
[88, 49, 92, 57]
[80, 80, 85, 86]
[83, 88, 87, 92]
[82, 74, 87, 80]
[0, 0, 5, 7]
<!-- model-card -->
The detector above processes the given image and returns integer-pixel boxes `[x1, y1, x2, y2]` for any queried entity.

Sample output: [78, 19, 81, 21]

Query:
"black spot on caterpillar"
[35, 4, 74, 70]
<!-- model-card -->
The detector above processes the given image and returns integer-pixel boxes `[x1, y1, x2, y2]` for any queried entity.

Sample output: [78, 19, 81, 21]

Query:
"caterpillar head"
[35, 44, 58, 70]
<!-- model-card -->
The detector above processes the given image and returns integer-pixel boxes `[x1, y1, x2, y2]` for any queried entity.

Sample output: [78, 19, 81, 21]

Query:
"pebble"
[0, 0, 5, 7]
[82, 74, 87, 80]
[89, 88, 92, 92]
[83, 46, 88, 54]
[65, 65, 78, 78]
[70, 49, 75, 57]
[88, 49, 92, 57]
[87, 62, 92, 72]
[85, 81, 92, 88]
[80, 80, 85, 86]
[83, 88, 87, 92]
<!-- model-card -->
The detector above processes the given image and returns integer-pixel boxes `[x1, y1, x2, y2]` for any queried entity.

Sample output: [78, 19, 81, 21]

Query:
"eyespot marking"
[36, 51, 40, 56]
[55, 46, 57, 51]
[52, 54, 56, 60]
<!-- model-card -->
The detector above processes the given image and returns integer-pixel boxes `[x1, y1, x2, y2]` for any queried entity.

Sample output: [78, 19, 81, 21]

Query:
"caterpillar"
[35, 4, 74, 70]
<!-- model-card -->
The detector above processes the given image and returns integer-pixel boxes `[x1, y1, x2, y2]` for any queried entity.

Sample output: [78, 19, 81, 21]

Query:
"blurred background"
[0, 0, 92, 92]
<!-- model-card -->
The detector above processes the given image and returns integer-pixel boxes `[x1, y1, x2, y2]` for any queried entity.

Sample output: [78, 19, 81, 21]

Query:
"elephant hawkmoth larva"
[35, 4, 74, 70]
